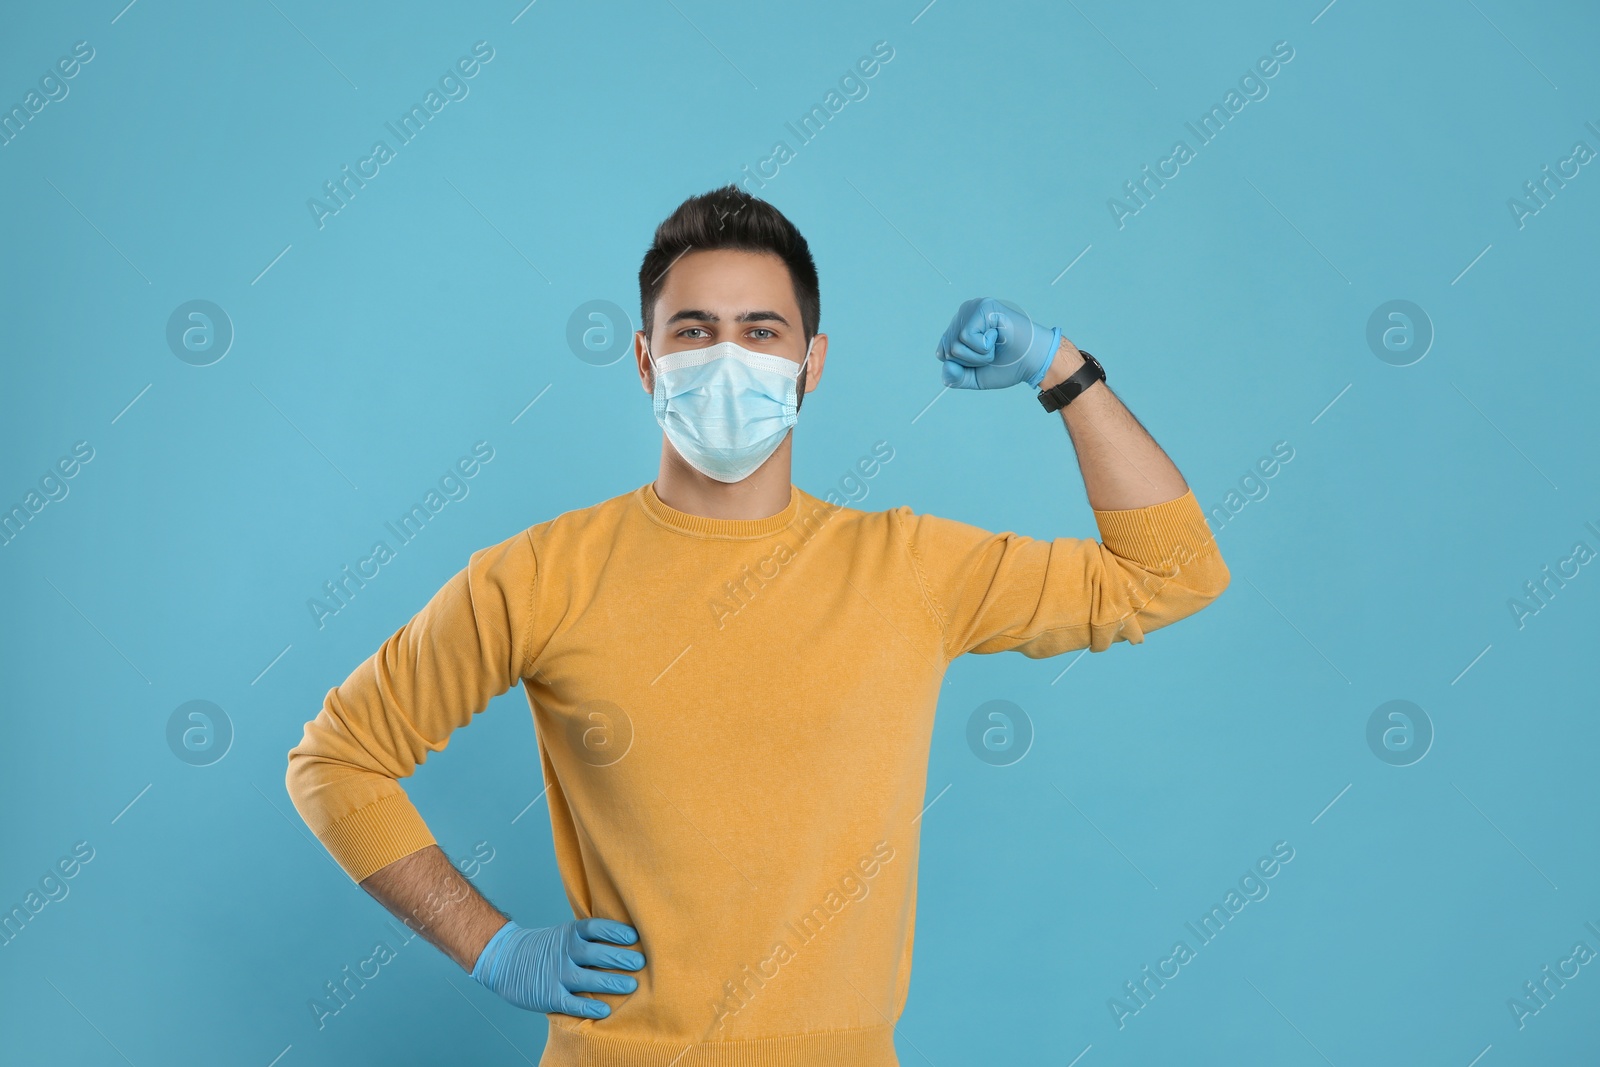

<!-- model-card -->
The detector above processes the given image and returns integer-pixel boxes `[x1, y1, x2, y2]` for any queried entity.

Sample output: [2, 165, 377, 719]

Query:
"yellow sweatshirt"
[285, 479, 1229, 1066]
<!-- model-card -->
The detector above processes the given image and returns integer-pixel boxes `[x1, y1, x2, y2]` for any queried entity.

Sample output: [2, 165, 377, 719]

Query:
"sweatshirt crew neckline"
[635, 481, 802, 540]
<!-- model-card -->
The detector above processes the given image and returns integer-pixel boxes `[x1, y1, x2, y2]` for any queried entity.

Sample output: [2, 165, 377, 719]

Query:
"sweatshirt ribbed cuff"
[1091, 488, 1218, 570]
[314, 790, 437, 883]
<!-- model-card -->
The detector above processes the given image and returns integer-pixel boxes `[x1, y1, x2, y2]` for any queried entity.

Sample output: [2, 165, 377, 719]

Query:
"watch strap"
[1037, 350, 1105, 413]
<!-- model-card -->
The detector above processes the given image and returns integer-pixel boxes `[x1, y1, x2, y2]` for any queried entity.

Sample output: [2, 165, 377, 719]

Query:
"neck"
[653, 435, 794, 520]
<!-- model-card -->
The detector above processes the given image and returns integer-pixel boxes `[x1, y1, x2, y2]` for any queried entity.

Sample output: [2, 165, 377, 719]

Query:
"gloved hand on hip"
[470, 917, 645, 1017]
[934, 296, 1061, 390]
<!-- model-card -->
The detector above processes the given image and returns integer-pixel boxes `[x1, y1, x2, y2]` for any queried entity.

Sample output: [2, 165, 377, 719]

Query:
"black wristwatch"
[1037, 350, 1105, 413]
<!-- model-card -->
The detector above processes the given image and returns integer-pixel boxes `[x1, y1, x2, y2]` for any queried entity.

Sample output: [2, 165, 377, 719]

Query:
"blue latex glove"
[935, 297, 1061, 390]
[470, 918, 645, 1018]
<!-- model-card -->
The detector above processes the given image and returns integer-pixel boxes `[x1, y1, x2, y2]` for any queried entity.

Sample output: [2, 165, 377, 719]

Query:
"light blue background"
[3, 0, 1597, 1064]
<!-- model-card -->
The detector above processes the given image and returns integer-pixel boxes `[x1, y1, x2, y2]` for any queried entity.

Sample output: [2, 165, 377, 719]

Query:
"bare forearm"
[1037, 338, 1188, 510]
[358, 844, 508, 972]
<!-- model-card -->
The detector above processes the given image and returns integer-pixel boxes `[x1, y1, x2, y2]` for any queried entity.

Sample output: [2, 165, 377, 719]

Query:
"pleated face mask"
[646, 337, 814, 483]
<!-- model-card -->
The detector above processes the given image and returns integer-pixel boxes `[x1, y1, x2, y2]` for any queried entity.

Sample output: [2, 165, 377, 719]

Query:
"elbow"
[1180, 554, 1230, 618]
[283, 713, 344, 819]
[1171, 537, 1230, 610]
[1202, 554, 1231, 603]
[284, 716, 316, 788]
[284, 735, 315, 817]
[285, 739, 307, 790]
[1118, 550, 1229, 636]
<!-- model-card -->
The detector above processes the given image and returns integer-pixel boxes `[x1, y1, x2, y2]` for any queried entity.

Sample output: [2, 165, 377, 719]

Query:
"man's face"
[635, 248, 826, 395]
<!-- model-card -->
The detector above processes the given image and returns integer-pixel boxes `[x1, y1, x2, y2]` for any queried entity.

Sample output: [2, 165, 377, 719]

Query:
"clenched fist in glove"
[934, 296, 1062, 390]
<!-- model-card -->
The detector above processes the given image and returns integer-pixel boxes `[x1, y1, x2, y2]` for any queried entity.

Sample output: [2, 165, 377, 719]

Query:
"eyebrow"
[664, 308, 791, 328]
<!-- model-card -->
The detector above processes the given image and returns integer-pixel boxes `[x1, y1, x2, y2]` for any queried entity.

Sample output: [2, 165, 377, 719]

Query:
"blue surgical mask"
[646, 337, 814, 483]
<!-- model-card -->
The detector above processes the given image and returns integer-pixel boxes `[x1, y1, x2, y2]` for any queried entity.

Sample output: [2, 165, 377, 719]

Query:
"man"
[285, 185, 1229, 1066]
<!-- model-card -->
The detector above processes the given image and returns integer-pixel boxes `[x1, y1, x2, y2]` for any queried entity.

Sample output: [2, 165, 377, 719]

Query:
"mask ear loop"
[792, 335, 815, 411]
[643, 337, 661, 393]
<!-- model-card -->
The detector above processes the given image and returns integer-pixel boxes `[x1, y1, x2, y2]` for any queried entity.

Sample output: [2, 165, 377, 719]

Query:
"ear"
[634, 330, 652, 393]
[803, 333, 828, 393]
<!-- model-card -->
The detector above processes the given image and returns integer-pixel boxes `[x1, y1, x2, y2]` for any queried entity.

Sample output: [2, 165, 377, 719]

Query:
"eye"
[678, 327, 709, 339]
[749, 328, 776, 340]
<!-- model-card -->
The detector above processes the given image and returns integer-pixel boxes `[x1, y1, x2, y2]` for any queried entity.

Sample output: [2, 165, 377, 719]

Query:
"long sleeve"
[895, 488, 1229, 660]
[285, 530, 536, 883]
